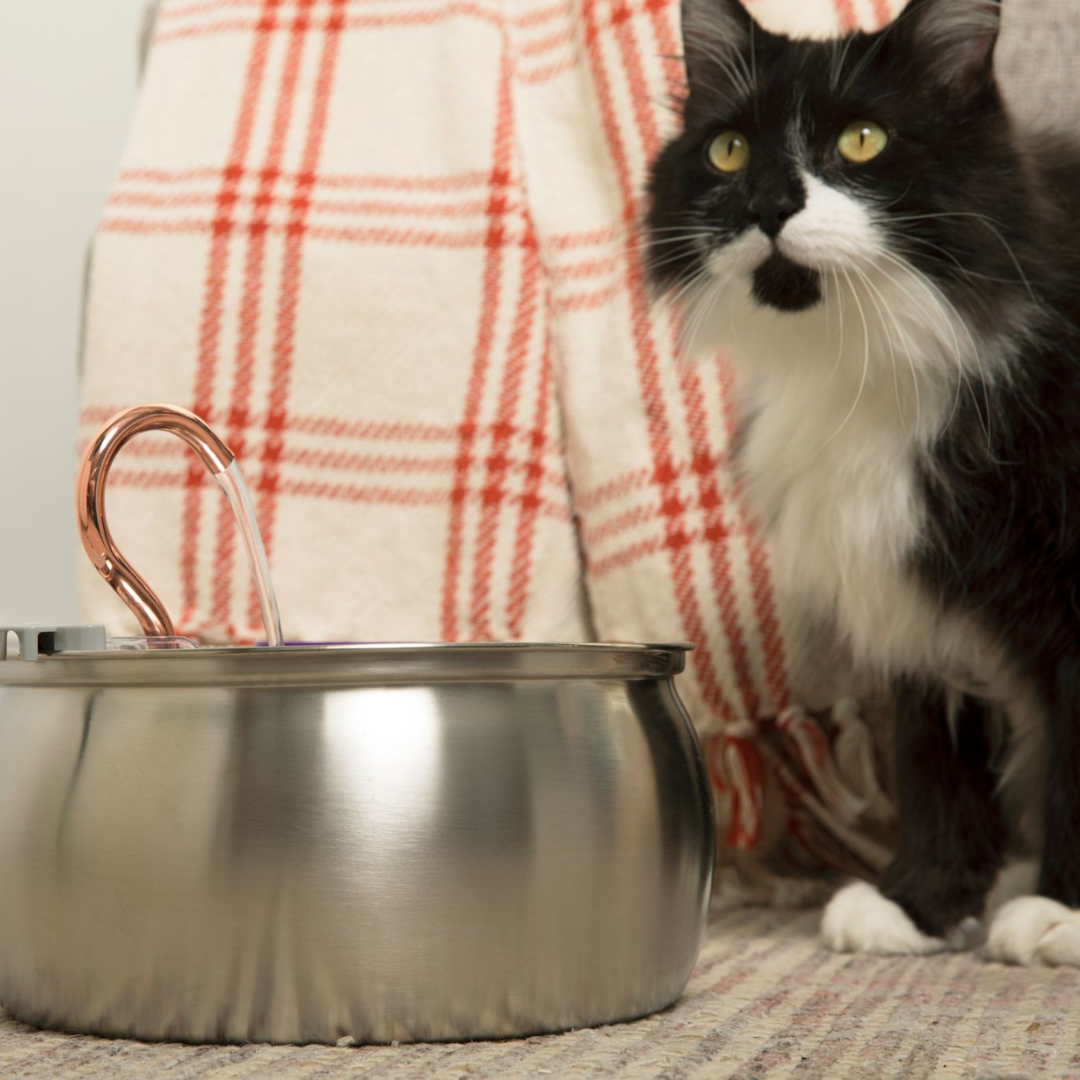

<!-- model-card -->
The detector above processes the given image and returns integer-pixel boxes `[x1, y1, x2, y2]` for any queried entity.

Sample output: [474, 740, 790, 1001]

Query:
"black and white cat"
[645, 0, 1080, 964]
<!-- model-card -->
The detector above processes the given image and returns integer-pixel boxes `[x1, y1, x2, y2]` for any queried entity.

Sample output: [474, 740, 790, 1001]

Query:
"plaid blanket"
[77, 0, 1072, 893]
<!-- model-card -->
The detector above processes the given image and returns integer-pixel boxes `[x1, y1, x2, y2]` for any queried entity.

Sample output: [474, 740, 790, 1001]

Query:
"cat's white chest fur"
[694, 252, 994, 679]
[737, 360, 937, 674]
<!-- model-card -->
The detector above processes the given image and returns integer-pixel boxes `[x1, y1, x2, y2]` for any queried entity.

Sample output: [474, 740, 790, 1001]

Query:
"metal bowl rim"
[0, 641, 693, 688]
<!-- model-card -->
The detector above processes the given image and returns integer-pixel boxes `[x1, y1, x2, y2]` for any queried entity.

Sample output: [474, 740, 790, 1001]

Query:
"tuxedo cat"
[645, 0, 1080, 964]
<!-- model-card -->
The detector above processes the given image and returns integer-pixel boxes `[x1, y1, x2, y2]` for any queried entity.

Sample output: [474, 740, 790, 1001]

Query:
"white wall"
[0, 0, 148, 625]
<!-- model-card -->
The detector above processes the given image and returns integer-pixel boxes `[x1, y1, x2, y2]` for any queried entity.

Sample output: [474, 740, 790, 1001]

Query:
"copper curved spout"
[77, 405, 236, 639]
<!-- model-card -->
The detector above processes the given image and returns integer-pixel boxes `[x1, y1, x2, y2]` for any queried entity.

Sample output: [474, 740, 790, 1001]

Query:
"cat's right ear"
[898, 0, 1001, 101]
[681, 0, 755, 95]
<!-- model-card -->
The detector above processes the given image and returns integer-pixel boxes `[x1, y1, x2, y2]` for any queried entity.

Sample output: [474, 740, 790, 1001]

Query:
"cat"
[644, 0, 1080, 965]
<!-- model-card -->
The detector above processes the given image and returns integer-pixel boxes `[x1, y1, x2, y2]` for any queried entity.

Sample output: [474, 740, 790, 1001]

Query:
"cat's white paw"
[821, 882, 954, 955]
[985, 896, 1080, 966]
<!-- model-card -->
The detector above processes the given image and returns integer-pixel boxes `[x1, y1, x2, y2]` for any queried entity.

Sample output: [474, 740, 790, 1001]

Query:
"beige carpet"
[2, 907, 1078, 1079]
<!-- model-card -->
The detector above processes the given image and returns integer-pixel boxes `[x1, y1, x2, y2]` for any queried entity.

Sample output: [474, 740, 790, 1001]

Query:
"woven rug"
[3, 907, 1078, 1079]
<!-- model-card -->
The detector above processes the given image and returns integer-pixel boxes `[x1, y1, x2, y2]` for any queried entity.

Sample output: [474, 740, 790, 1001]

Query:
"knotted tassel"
[777, 706, 869, 825]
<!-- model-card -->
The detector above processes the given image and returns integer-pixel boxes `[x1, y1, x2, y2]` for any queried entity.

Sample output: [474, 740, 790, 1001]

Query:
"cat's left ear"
[680, 0, 758, 94]
[900, 0, 1002, 100]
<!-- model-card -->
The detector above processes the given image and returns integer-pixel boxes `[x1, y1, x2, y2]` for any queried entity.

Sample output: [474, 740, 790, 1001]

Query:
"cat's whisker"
[689, 39, 753, 99]
[637, 231, 718, 249]
[674, 278, 713, 342]
[839, 27, 895, 98]
[825, 266, 872, 445]
[816, 267, 849, 394]
[930, 281, 1003, 461]
[749, 23, 759, 122]
[849, 262, 910, 430]
[888, 212, 1038, 303]
[664, 264, 727, 352]
[895, 233, 1026, 287]
[643, 247, 715, 275]
[665, 257, 718, 304]
[828, 38, 844, 94]
[829, 267, 847, 391]
[630, 228, 719, 257]
[844, 259, 921, 431]
[863, 251, 968, 434]
[679, 288, 718, 359]
[683, 260, 741, 357]
[632, 227, 716, 245]
[865, 269, 921, 435]
[872, 250, 1002, 460]
[649, 94, 685, 117]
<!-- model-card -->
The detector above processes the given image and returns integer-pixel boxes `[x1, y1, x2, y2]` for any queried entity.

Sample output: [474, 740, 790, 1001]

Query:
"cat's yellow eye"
[707, 130, 750, 174]
[837, 121, 888, 164]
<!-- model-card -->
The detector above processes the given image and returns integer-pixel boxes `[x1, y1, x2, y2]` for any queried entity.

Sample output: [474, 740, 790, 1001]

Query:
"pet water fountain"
[0, 405, 714, 1045]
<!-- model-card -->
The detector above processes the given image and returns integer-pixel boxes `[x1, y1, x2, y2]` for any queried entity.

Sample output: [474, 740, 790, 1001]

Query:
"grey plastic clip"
[0, 625, 108, 661]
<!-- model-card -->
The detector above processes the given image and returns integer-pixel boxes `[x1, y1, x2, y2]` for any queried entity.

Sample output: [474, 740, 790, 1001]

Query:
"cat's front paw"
[986, 896, 1080, 966]
[821, 881, 971, 955]
[820, 881, 941, 959]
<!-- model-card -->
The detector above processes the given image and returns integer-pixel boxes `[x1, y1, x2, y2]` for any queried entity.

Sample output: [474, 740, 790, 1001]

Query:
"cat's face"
[646, 0, 1019, 339]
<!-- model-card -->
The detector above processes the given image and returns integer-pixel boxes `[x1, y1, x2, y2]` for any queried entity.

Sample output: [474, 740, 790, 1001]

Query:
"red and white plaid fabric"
[78, 0, 907, 886]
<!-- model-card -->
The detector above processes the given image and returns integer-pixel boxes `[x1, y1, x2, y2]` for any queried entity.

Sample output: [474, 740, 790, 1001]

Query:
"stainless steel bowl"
[0, 641, 714, 1045]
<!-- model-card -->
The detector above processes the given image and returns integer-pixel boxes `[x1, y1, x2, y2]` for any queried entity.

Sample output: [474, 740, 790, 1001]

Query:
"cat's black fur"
[646, 0, 1080, 938]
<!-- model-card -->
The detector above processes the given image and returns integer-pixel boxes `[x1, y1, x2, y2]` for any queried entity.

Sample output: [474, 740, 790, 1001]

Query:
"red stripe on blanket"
[581, 498, 765, 548]
[715, 355, 789, 711]
[153, 4, 504, 43]
[108, 190, 500, 219]
[118, 166, 492, 192]
[581, 0, 736, 726]
[552, 252, 621, 281]
[832, 0, 858, 33]
[180, 0, 279, 633]
[575, 465, 652, 511]
[307, 224, 512, 246]
[581, 502, 659, 546]
[211, 1, 312, 638]
[279, 479, 571, 520]
[155, 0, 660, 50]
[547, 223, 624, 251]
[288, 413, 560, 451]
[644, 0, 685, 106]
[678, 366, 760, 719]
[440, 51, 515, 642]
[511, 1, 572, 29]
[157, 0, 501, 16]
[612, 0, 761, 723]
[643, 4, 790, 719]
[249, 0, 349, 631]
[551, 281, 624, 314]
[99, 218, 522, 249]
[92, 437, 567, 489]
[469, 230, 542, 639]
[517, 24, 575, 56]
[286, 446, 565, 487]
[80, 405, 563, 454]
[106, 470, 571, 520]
[588, 528, 719, 578]
[516, 56, 578, 84]
[506, 334, 555, 639]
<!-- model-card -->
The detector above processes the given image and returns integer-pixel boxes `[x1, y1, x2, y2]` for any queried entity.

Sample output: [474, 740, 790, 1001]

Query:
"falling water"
[214, 460, 285, 647]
